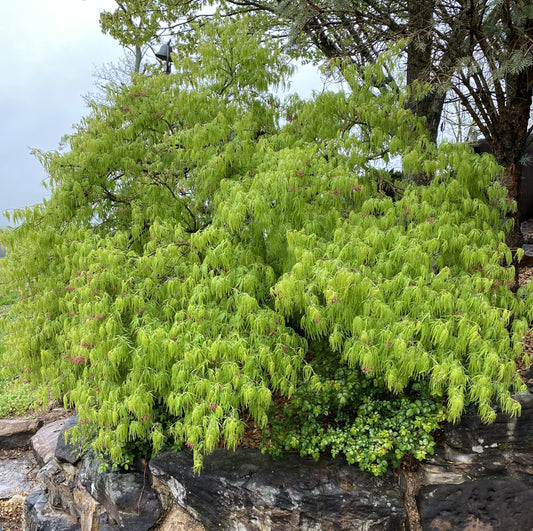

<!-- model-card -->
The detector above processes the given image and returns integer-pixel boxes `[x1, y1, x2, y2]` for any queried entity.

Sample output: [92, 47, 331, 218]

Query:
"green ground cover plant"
[263, 342, 447, 475]
[1, 19, 532, 474]
[0, 375, 36, 418]
[0, 287, 37, 417]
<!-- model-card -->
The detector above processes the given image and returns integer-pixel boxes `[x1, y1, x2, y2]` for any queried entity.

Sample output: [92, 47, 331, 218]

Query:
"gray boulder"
[444, 392, 533, 455]
[78, 454, 162, 530]
[418, 478, 533, 531]
[31, 418, 67, 467]
[24, 487, 79, 531]
[55, 417, 82, 465]
[150, 448, 406, 530]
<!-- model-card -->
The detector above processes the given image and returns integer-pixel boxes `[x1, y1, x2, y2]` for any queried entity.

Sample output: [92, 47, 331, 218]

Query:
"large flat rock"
[0, 450, 37, 500]
[0, 418, 43, 450]
[150, 448, 406, 530]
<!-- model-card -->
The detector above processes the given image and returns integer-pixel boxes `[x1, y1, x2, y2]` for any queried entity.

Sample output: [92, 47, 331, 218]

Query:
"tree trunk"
[134, 45, 142, 74]
[406, 0, 442, 145]
[488, 61, 533, 248]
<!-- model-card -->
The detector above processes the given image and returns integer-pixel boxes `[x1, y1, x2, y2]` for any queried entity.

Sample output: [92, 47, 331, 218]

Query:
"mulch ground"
[0, 497, 24, 531]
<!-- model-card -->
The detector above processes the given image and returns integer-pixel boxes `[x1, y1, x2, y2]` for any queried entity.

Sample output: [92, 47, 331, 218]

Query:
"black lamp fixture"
[155, 41, 172, 74]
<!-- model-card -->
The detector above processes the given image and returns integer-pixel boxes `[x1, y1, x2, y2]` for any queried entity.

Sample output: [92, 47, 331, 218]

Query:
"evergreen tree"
[99, 0, 533, 220]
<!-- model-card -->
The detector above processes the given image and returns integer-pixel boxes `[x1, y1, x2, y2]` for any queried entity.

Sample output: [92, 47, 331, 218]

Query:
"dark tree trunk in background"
[484, 33, 533, 244]
[406, 0, 444, 146]
[489, 81, 532, 247]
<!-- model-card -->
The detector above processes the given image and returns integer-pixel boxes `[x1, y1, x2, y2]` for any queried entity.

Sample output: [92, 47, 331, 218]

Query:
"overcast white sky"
[0, 0, 123, 228]
[0, 1, 322, 229]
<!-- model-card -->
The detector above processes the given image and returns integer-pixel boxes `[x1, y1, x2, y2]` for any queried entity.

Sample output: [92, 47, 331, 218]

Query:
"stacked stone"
[4, 390, 533, 529]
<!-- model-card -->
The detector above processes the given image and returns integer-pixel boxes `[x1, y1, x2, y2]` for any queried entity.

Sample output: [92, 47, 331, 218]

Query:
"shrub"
[0, 22, 531, 473]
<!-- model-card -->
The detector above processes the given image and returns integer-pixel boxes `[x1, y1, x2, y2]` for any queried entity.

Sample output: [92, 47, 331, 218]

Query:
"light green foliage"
[1, 18, 531, 473]
[0, 290, 18, 309]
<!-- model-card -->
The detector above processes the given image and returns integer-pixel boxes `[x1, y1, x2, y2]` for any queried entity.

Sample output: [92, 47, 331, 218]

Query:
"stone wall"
[415, 391, 533, 530]
[18, 390, 533, 530]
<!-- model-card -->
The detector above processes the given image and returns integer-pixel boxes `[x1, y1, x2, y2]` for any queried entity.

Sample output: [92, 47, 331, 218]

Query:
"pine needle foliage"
[1, 18, 532, 474]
